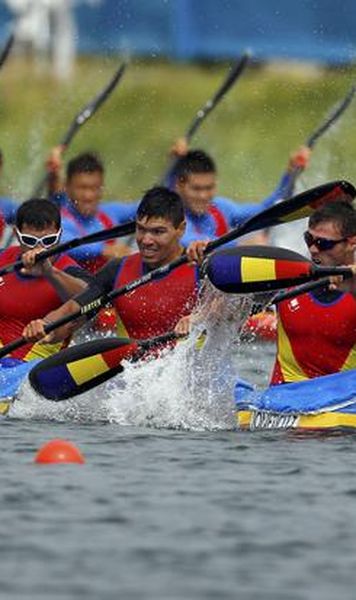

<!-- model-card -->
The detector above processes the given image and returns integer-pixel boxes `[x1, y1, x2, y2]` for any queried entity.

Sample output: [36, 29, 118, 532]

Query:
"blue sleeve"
[214, 168, 296, 225]
[259, 169, 296, 208]
[50, 191, 69, 208]
[102, 201, 138, 224]
[0, 197, 18, 224]
[180, 221, 211, 247]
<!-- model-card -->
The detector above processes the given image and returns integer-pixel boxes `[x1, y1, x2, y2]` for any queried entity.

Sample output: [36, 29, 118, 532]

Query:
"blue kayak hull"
[0, 359, 41, 414]
[234, 370, 356, 431]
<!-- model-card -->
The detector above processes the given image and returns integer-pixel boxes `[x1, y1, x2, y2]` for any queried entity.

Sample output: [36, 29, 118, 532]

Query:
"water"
[2, 334, 356, 600]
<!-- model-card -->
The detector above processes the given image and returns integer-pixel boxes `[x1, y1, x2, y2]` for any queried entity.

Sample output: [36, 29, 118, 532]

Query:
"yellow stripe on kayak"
[241, 256, 276, 283]
[0, 400, 11, 416]
[67, 355, 109, 386]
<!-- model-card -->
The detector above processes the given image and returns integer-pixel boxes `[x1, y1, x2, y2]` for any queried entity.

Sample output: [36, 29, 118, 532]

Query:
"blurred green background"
[0, 57, 355, 203]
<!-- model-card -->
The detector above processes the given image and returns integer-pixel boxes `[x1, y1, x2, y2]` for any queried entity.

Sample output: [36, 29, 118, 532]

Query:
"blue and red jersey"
[179, 170, 296, 246]
[52, 193, 138, 272]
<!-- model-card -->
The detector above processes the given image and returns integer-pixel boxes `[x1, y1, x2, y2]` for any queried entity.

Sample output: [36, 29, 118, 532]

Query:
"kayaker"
[270, 201, 356, 384]
[168, 142, 311, 246]
[22, 187, 200, 344]
[0, 198, 90, 362]
[47, 149, 138, 273]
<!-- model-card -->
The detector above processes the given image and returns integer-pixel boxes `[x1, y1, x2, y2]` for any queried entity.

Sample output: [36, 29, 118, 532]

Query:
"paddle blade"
[29, 337, 138, 401]
[206, 246, 313, 293]
[205, 180, 356, 252]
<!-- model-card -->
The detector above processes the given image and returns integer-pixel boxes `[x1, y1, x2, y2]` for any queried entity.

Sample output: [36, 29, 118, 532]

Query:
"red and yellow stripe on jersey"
[271, 291, 356, 384]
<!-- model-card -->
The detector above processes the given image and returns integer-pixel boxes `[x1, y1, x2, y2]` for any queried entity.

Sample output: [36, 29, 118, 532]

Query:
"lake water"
[2, 332, 356, 600]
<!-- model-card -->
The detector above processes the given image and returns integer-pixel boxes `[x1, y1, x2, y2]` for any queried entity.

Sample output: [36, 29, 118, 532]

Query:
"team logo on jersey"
[288, 298, 299, 312]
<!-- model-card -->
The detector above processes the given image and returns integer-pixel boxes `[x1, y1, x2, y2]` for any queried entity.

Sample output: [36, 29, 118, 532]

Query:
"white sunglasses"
[15, 227, 62, 249]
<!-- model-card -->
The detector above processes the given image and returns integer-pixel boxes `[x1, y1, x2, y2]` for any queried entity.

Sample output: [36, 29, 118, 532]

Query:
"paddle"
[33, 61, 128, 197]
[0, 219, 135, 277]
[161, 52, 250, 183]
[28, 332, 182, 400]
[0, 31, 14, 70]
[272, 276, 333, 304]
[206, 245, 354, 294]
[288, 85, 356, 190]
[0, 179, 353, 360]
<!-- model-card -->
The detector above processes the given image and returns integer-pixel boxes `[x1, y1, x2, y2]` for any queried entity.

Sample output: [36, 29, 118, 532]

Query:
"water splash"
[12, 282, 255, 430]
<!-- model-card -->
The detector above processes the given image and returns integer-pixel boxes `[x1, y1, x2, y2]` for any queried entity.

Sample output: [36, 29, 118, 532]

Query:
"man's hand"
[288, 145, 312, 172]
[169, 137, 189, 158]
[329, 265, 356, 292]
[20, 248, 53, 277]
[174, 315, 191, 336]
[186, 240, 209, 265]
[22, 319, 55, 344]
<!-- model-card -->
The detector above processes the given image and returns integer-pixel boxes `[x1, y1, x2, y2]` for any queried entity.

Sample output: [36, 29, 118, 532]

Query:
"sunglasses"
[303, 231, 347, 251]
[15, 227, 62, 249]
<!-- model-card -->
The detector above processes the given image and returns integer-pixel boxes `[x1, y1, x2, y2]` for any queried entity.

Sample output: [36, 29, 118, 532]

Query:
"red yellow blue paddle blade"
[206, 246, 313, 293]
[29, 338, 139, 401]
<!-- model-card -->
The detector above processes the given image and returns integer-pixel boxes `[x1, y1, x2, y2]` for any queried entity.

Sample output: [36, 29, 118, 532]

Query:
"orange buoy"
[34, 439, 85, 464]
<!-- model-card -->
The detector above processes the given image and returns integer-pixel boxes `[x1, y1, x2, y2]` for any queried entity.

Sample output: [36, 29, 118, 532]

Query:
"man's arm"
[22, 258, 121, 343]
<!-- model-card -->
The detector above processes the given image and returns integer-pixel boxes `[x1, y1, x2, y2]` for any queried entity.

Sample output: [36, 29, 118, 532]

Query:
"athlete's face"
[306, 220, 356, 267]
[66, 171, 104, 218]
[176, 172, 217, 215]
[136, 216, 185, 268]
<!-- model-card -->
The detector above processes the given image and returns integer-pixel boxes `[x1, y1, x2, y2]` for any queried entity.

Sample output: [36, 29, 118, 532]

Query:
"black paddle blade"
[29, 337, 138, 401]
[206, 246, 313, 293]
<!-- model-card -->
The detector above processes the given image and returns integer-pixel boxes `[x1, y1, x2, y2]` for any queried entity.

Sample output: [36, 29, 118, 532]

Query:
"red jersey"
[113, 253, 199, 339]
[0, 246, 82, 360]
[271, 290, 356, 384]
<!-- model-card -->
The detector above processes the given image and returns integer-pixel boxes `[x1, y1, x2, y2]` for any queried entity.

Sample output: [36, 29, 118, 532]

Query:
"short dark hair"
[308, 201, 356, 237]
[174, 150, 216, 181]
[16, 199, 61, 230]
[66, 152, 104, 180]
[136, 187, 185, 228]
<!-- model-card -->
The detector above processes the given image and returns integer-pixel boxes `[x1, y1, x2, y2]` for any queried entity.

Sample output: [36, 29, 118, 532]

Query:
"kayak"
[234, 370, 356, 431]
[0, 359, 41, 415]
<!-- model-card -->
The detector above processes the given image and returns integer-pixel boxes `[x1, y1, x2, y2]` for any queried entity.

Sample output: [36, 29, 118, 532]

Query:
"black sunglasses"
[303, 231, 348, 251]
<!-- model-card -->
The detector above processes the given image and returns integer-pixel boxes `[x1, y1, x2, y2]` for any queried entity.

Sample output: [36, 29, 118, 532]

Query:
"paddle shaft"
[185, 52, 250, 141]
[272, 276, 333, 304]
[33, 62, 127, 197]
[161, 52, 250, 184]
[0, 180, 354, 359]
[0, 32, 14, 69]
[288, 85, 356, 190]
[0, 220, 136, 277]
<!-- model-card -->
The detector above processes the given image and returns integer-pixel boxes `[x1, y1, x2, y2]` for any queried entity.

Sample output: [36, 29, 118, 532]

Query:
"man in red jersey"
[0, 198, 89, 362]
[270, 201, 356, 384]
[22, 187, 200, 344]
